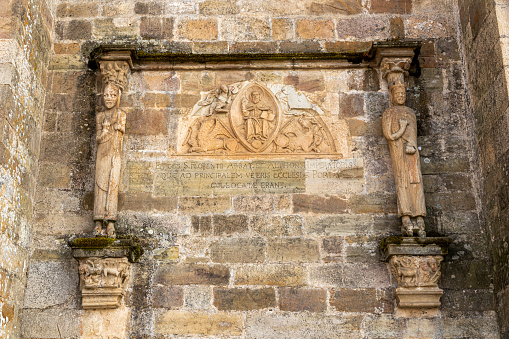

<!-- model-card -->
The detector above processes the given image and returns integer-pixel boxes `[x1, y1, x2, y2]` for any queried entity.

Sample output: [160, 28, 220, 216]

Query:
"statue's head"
[250, 91, 261, 104]
[390, 84, 406, 106]
[103, 82, 120, 109]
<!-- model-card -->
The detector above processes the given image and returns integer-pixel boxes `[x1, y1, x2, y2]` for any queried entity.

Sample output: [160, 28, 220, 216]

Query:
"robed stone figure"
[382, 83, 426, 237]
[93, 61, 129, 237]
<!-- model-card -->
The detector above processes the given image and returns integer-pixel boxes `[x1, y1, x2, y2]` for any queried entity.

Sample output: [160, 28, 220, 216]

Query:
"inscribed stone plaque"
[154, 160, 306, 196]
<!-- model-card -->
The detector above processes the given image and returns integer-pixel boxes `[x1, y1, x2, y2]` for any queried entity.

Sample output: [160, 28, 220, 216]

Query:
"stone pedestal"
[70, 238, 142, 309]
[381, 237, 451, 312]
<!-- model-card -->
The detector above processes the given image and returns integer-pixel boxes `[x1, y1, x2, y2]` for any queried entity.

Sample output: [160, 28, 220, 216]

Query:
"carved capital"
[77, 257, 130, 309]
[70, 238, 142, 309]
[97, 51, 133, 91]
[376, 47, 415, 89]
[381, 237, 451, 310]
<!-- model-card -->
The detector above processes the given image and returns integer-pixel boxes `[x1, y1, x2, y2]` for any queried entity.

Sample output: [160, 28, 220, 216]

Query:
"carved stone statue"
[93, 60, 130, 238]
[382, 63, 426, 237]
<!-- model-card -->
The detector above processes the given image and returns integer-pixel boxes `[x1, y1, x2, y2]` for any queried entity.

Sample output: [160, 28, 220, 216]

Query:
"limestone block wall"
[21, 0, 502, 338]
[0, 0, 54, 336]
[457, 0, 509, 337]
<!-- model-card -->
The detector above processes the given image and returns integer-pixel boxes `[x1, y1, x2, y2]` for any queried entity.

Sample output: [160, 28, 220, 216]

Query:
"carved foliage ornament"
[180, 80, 349, 156]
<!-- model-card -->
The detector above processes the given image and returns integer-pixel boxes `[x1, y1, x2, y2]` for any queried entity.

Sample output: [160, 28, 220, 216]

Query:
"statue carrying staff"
[382, 61, 426, 237]
[93, 61, 130, 238]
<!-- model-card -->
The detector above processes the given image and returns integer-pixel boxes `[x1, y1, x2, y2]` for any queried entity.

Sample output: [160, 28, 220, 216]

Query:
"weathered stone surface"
[330, 288, 394, 313]
[210, 238, 266, 263]
[272, 18, 293, 40]
[199, 0, 239, 15]
[296, 19, 335, 39]
[246, 313, 363, 339]
[310, 263, 390, 288]
[23, 260, 79, 309]
[233, 195, 274, 212]
[119, 193, 177, 212]
[56, 20, 92, 40]
[214, 288, 276, 310]
[81, 305, 130, 338]
[362, 314, 403, 338]
[140, 17, 173, 40]
[152, 286, 184, 309]
[309, 0, 363, 15]
[213, 214, 248, 235]
[156, 311, 243, 336]
[443, 312, 500, 339]
[184, 285, 212, 310]
[154, 264, 230, 285]
[221, 17, 271, 40]
[21, 309, 82, 338]
[279, 287, 327, 312]
[267, 238, 320, 262]
[306, 215, 373, 236]
[370, 0, 411, 13]
[235, 264, 306, 286]
[336, 17, 389, 39]
[179, 196, 231, 214]
[191, 215, 212, 235]
[293, 194, 347, 214]
[178, 18, 218, 40]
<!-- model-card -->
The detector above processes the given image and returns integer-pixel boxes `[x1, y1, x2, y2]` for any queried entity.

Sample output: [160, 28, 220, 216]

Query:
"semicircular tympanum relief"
[179, 80, 351, 157]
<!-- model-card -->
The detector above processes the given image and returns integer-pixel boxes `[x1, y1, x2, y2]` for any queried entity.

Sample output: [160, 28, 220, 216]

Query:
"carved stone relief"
[93, 56, 132, 238]
[77, 257, 131, 309]
[389, 255, 443, 288]
[179, 80, 350, 157]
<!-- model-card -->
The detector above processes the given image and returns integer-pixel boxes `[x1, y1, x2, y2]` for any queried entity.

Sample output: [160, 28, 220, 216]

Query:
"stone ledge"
[381, 236, 452, 261]
[69, 237, 143, 263]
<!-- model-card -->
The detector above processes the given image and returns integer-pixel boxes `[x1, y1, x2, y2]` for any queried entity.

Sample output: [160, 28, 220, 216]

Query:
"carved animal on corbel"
[390, 256, 418, 287]
[79, 259, 101, 287]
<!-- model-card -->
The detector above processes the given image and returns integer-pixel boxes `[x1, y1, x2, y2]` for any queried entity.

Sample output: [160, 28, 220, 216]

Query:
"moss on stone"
[72, 237, 116, 248]
[379, 236, 404, 252]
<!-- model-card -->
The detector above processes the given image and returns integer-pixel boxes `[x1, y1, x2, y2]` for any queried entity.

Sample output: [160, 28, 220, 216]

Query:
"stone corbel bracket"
[69, 238, 143, 309]
[381, 237, 452, 313]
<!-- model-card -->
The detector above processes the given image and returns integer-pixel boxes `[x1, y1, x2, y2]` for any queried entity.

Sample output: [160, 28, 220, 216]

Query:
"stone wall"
[20, 0, 503, 338]
[457, 0, 509, 337]
[0, 0, 54, 336]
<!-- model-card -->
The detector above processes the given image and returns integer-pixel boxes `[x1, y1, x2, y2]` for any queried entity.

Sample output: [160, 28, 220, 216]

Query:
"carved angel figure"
[382, 83, 426, 237]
